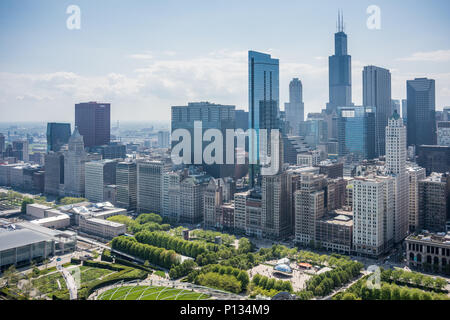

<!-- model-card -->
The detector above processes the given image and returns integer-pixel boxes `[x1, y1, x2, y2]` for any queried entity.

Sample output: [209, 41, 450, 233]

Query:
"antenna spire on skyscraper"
[337, 9, 345, 33]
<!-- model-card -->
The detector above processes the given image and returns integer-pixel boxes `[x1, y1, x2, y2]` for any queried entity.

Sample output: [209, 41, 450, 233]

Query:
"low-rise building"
[405, 232, 450, 274]
[315, 209, 353, 254]
[78, 217, 126, 239]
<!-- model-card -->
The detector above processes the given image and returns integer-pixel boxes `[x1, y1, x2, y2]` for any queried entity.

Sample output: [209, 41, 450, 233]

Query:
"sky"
[1, 0, 450, 123]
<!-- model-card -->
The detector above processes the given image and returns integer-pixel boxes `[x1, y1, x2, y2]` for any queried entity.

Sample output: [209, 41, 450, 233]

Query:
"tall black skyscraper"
[406, 78, 436, 147]
[75, 102, 111, 148]
[46, 123, 71, 152]
[326, 11, 352, 114]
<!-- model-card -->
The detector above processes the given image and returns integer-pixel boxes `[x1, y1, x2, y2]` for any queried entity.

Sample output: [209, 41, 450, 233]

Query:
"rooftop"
[0, 228, 52, 251]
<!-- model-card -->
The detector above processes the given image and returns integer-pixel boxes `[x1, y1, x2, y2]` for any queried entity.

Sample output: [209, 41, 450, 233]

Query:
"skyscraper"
[261, 171, 290, 239]
[326, 11, 352, 113]
[75, 102, 111, 148]
[116, 161, 137, 211]
[337, 106, 376, 160]
[171, 102, 235, 178]
[285, 78, 305, 135]
[44, 152, 64, 196]
[363, 66, 392, 156]
[137, 160, 170, 214]
[248, 51, 280, 187]
[401, 99, 408, 125]
[64, 127, 89, 197]
[418, 173, 450, 232]
[406, 78, 436, 147]
[294, 173, 327, 245]
[85, 160, 117, 203]
[407, 166, 426, 232]
[385, 111, 409, 243]
[0, 133, 5, 155]
[12, 140, 29, 162]
[352, 176, 394, 257]
[46, 123, 71, 152]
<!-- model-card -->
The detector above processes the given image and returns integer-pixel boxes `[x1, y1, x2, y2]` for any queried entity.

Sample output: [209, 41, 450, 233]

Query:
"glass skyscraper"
[337, 106, 376, 161]
[248, 50, 280, 187]
[46, 122, 71, 152]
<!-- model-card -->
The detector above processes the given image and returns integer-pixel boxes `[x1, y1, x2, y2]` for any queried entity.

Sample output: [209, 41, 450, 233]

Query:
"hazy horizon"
[1, 0, 450, 122]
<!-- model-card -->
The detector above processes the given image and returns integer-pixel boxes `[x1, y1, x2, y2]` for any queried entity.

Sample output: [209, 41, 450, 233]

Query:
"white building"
[137, 160, 170, 214]
[64, 127, 89, 197]
[79, 217, 126, 239]
[161, 171, 184, 222]
[85, 159, 117, 203]
[406, 165, 426, 232]
[352, 176, 395, 257]
[297, 150, 320, 167]
[385, 111, 409, 243]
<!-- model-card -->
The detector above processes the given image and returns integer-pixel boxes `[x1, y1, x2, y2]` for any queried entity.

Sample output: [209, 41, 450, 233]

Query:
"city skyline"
[1, 0, 450, 122]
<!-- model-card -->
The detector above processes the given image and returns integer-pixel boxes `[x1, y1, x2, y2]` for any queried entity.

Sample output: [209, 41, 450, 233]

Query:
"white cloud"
[2, 50, 450, 122]
[398, 50, 450, 62]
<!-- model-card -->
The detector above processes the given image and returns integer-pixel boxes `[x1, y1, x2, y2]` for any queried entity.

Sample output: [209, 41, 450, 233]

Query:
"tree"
[21, 197, 34, 213]
[342, 293, 357, 300]
[380, 284, 391, 300]
[237, 238, 252, 254]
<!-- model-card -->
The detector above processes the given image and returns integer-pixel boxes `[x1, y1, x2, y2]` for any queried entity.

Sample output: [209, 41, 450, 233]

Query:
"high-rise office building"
[294, 173, 327, 245]
[418, 173, 450, 232]
[285, 78, 305, 135]
[299, 114, 328, 149]
[248, 51, 280, 187]
[401, 99, 408, 125]
[326, 11, 352, 113]
[64, 127, 89, 197]
[157, 131, 170, 148]
[137, 160, 170, 214]
[417, 145, 450, 175]
[46, 123, 71, 152]
[75, 102, 111, 148]
[0, 133, 5, 155]
[161, 170, 185, 222]
[116, 162, 137, 211]
[391, 100, 400, 114]
[363, 66, 392, 156]
[261, 171, 290, 239]
[235, 110, 249, 131]
[12, 140, 29, 162]
[406, 78, 436, 147]
[203, 178, 223, 229]
[44, 152, 65, 196]
[179, 174, 212, 224]
[437, 121, 450, 147]
[385, 111, 409, 243]
[85, 160, 117, 203]
[337, 106, 376, 160]
[352, 176, 395, 257]
[171, 102, 235, 178]
[407, 166, 426, 232]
